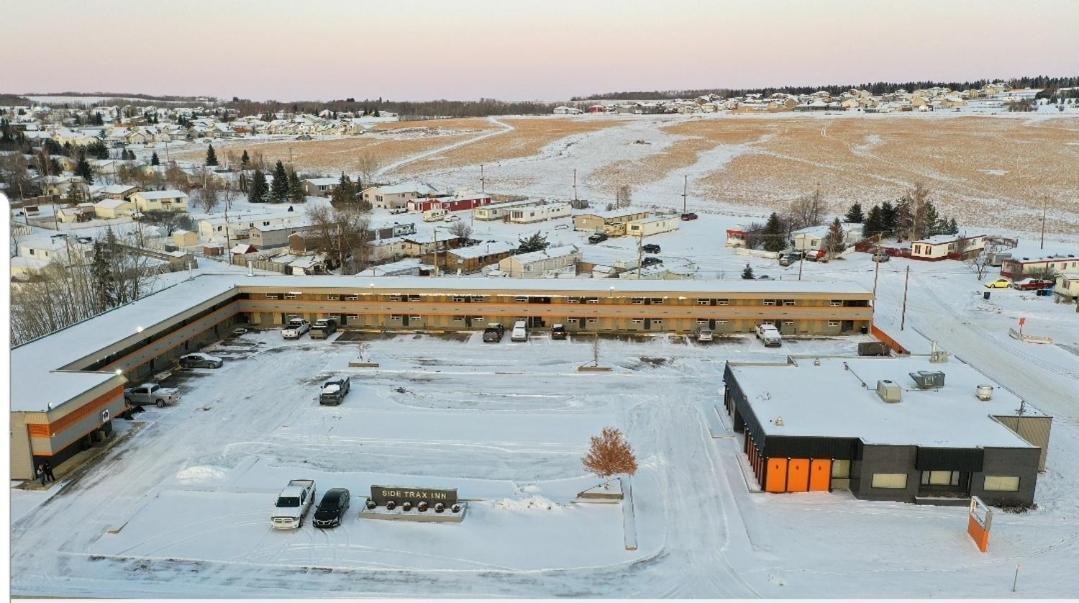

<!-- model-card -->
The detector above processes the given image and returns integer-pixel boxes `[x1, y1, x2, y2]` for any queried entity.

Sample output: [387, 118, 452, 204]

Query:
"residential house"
[573, 208, 652, 236]
[1054, 273, 1079, 303]
[498, 245, 580, 278]
[303, 177, 339, 197]
[171, 229, 198, 247]
[363, 182, 439, 209]
[508, 202, 572, 224]
[407, 192, 493, 213]
[94, 198, 135, 219]
[98, 183, 139, 200]
[439, 241, 517, 274]
[131, 190, 188, 213]
[248, 223, 310, 249]
[474, 200, 541, 221]
[1001, 251, 1079, 279]
[792, 223, 864, 252]
[56, 204, 96, 223]
[910, 234, 986, 261]
[626, 216, 680, 238]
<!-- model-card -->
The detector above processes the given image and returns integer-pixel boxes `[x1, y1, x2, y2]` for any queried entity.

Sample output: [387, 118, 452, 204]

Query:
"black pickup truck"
[482, 323, 505, 343]
[319, 377, 351, 406]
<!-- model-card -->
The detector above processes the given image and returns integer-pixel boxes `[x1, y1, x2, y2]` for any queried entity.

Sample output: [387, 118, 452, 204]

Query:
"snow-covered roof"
[95, 198, 131, 209]
[1006, 250, 1079, 263]
[368, 181, 437, 195]
[101, 184, 137, 194]
[729, 356, 1039, 449]
[304, 177, 338, 186]
[507, 245, 579, 265]
[915, 234, 985, 246]
[355, 258, 424, 276]
[448, 241, 517, 259]
[134, 190, 187, 200]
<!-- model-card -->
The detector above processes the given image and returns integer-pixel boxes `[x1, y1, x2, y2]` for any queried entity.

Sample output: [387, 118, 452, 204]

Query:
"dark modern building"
[723, 356, 1050, 507]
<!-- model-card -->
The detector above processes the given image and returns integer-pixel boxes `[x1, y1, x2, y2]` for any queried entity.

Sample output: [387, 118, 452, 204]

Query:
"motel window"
[585, 298, 599, 304]
[473, 316, 484, 322]
[830, 300, 843, 306]
[717, 299, 729, 305]
[470, 296, 487, 302]
[325, 295, 339, 301]
[921, 471, 960, 487]
[983, 476, 1020, 492]
[717, 320, 728, 325]
[650, 298, 664, 304]
[782, 300, 796, 306]
[568, 297, 580, 304]
[762, 300, 776, 306]
[696, 299, 711, 305]
[265, 293, 281, 299]
[586, 318, 597, 324]
[514, 296, 529, 303]
[653, 320, 663, 326]
[697, 319, 709, 325]
[408, 295, 421, 302]
[831, 459, 851, 479]
[632, 319, 643, 324]
[828, 321, 841, 327]
[452, 316, 465, 322]
[452, 296, 467, 302]
[410, 316, 422, 321]
[871, 473, 908, 489]
[783, 321, 794, 326]
[345, 295, 359, 301]
[632, 298, 645, 305]
[284, 294, 299, 300]
[387, 294, 402, 302]
[390, 315, 403, 321]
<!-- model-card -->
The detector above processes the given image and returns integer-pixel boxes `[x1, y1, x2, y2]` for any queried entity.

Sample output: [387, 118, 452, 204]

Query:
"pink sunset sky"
[5, 0, 1078, 101]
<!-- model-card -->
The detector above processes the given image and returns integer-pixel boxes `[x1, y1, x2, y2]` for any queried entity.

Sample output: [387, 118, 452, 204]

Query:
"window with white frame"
[828, 321, 840, 327]
[345, 295, 359, 301]
[871, 473, 908, 489]
[983, 476, 1020, 492]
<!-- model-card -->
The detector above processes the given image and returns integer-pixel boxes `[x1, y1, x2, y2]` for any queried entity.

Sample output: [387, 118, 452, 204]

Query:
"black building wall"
[971, 447, 1040, 507]
[851, 444, 920, 501]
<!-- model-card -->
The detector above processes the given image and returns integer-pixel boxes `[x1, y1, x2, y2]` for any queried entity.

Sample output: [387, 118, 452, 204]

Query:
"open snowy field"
[10, 304, 1079, 597]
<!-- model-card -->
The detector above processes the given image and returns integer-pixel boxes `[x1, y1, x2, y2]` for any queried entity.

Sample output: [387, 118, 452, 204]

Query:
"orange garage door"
[787, 458, 810, 492]
[765, 458, 788, 493]
[810, 459, 832, 491]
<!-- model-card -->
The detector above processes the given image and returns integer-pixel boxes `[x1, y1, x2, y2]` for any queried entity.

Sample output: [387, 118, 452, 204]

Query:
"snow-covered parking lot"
[10, 327, 1079, 597]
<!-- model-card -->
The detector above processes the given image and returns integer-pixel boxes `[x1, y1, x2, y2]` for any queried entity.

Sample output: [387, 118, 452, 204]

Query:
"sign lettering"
[370, 485, 458, 506]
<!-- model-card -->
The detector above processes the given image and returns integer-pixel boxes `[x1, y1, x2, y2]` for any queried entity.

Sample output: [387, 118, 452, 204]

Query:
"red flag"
[1019, 317, 1026, 328]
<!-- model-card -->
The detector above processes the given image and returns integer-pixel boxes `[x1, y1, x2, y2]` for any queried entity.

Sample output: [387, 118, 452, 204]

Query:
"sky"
[4, 0, 1079, 101]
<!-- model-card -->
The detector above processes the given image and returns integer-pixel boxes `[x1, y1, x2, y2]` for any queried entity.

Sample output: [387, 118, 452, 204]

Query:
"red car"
[680, 212, 698, 221]
[1012, 278, 1053, 291]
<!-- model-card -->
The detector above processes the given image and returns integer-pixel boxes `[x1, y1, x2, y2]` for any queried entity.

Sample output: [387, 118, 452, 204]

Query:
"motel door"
[528, 316, 546, 328]
[401, 315, 410, 327]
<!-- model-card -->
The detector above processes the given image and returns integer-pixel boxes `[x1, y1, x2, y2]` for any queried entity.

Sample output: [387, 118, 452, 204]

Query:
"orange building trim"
[26, 386, 123, 438]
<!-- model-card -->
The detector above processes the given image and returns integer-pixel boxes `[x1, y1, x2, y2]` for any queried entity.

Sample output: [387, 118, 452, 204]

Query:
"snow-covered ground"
[10, 305, 1079, 597]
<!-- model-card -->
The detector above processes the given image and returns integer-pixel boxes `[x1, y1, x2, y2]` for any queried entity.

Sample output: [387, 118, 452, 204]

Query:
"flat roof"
[729, 356, 1039, 449]
[13, 274, 872, 411]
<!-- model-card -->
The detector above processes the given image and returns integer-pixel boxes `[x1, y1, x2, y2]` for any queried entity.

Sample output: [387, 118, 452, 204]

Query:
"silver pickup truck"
[124, 383, 180, 407]
[271, 479, 316, 529]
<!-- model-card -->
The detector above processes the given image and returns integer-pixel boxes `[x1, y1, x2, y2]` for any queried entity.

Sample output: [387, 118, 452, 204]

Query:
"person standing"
[43, 461, 55, 483]
[36, 464, 47, 487]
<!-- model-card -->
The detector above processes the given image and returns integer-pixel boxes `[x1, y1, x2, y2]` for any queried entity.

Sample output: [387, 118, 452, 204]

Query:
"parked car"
[231, 326, 249, 336]
[551, 324, 567, 340]
[271, 479, 316, 529]
[282, 318, 310, 339]
[179, 353, 224, 369]
[755, 324, 783, 347]
[511, 320, 528, 342]
[680, 212, 698, 221]
[1012, 278, 1053, 290]
[871, 252, 891, 263]
[984, 278, 1011, 289]
[805, 249, 827, 262]
[313, 488, 351, 529]
[443, 214, 460, 222]
[389, 207, 408, 215]
[310, 318, 338, 339]
[757, 274, 772, 280]
[482, 323, 505, 343]
[319, 377, 351, 406]
[641, 256, 663, 267]
[697, 328, 714, 343]
[124, 383, 180, 407]
[642, 243, 661, 254]
[588, 232, 608, 244]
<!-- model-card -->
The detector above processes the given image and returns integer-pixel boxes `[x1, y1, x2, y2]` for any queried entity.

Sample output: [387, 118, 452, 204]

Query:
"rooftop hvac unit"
[876, 380, 902, 403]
[930, 350, 950, 363]
[976, 385, 994, 401]
[910, 370, 946, 389]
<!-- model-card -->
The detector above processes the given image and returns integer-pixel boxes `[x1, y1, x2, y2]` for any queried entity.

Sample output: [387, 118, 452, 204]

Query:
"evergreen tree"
[240, 149, 250, 168]
[74, 153, 94, 184]
[844, 202, 864, 224]
[894, 196, 913, 240]
[249, 168, 268, 203]
[923, 201, 941, 236]
[287, 169, 305, 203]
[863, 204, 884, 237]
[880, 201, 897, 235]
[741, 264, 755, 280]
[270, 160, 289, 202]
[517, 231, 549, 253]
[330, 173, 355, 205]
[824, 217, 847, 255]
[151, 151, 160, 166]
[761, 212, 786, 253]
[205, 143, 218, 167]
[947, 217, 959, 235]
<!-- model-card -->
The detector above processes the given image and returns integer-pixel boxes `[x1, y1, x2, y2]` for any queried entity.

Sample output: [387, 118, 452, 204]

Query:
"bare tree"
[582, 427, 638, 480]
[306, 205, 371, 272]
[615, 184, 632, 209]
[356, 152, 382, 188]
[786, 187, 825, 230]
[449, 221, 472, 242]
[198, 169, 220, 213]
[164, 161, 191, 192]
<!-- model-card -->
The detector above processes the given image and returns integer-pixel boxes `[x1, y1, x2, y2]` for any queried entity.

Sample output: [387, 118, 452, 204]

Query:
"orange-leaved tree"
[582, 427, 638, 479]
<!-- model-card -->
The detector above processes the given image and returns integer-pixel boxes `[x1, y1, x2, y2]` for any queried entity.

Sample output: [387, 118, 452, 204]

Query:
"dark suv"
[641, 256, 663, 267]
[313, 488, 350, 528]
[482, 323, 505, 343]
[588, 232, 608, 244]
[642, 243, 661, 253]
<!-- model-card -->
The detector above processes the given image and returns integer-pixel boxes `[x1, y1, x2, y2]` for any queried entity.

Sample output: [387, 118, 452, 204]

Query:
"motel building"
[11, 274, 875, 480]
[722, 356, 1050, 507]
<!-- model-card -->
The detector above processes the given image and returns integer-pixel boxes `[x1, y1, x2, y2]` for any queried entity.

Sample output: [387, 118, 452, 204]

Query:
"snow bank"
[175, 465, 228, 484]
[492, 496, 563, 512]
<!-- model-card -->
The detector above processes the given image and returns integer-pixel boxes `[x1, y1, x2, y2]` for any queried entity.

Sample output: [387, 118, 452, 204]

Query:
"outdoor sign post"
[967, 495, 993, 553]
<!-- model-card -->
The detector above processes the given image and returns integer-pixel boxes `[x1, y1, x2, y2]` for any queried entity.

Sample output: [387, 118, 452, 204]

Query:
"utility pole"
[572, 169, 578, 203]
[872, 254, 881, 299]
[900, 265, 911, 331]
[164, 140, 170, 162]
[681, 174, 688, 215]
[1040, 195, 1047, 250]
[636, 229, 644, 278]
[288, 146, 294, 166]
[480, 164, 485, 193]
[797, 250, 805, 281]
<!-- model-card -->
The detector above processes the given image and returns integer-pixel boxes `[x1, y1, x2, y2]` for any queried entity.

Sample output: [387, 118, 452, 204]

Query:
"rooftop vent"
[976, 385, 994, 401]
[910, 370, 946, 389]
[876, 379, 902, 403]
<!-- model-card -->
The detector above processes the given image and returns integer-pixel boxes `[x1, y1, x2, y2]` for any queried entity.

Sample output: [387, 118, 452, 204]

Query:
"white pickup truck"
[271, 479, 316, 529]
[124, 383, 181, 407]
[281, 318, 310, 340]
[755, 323, 783, 348]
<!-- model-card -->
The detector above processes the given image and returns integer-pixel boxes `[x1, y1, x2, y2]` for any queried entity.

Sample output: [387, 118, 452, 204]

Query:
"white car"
[755, 324, 783, 347]
[281, 318, 310, 339]
[443, 214, 460, 222]
[510, 320, 528, 342]
[697, 328, 714, 343]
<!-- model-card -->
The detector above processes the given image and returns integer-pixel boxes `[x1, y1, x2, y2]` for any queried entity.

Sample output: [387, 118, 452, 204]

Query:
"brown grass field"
[394, 117, 626, 176]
